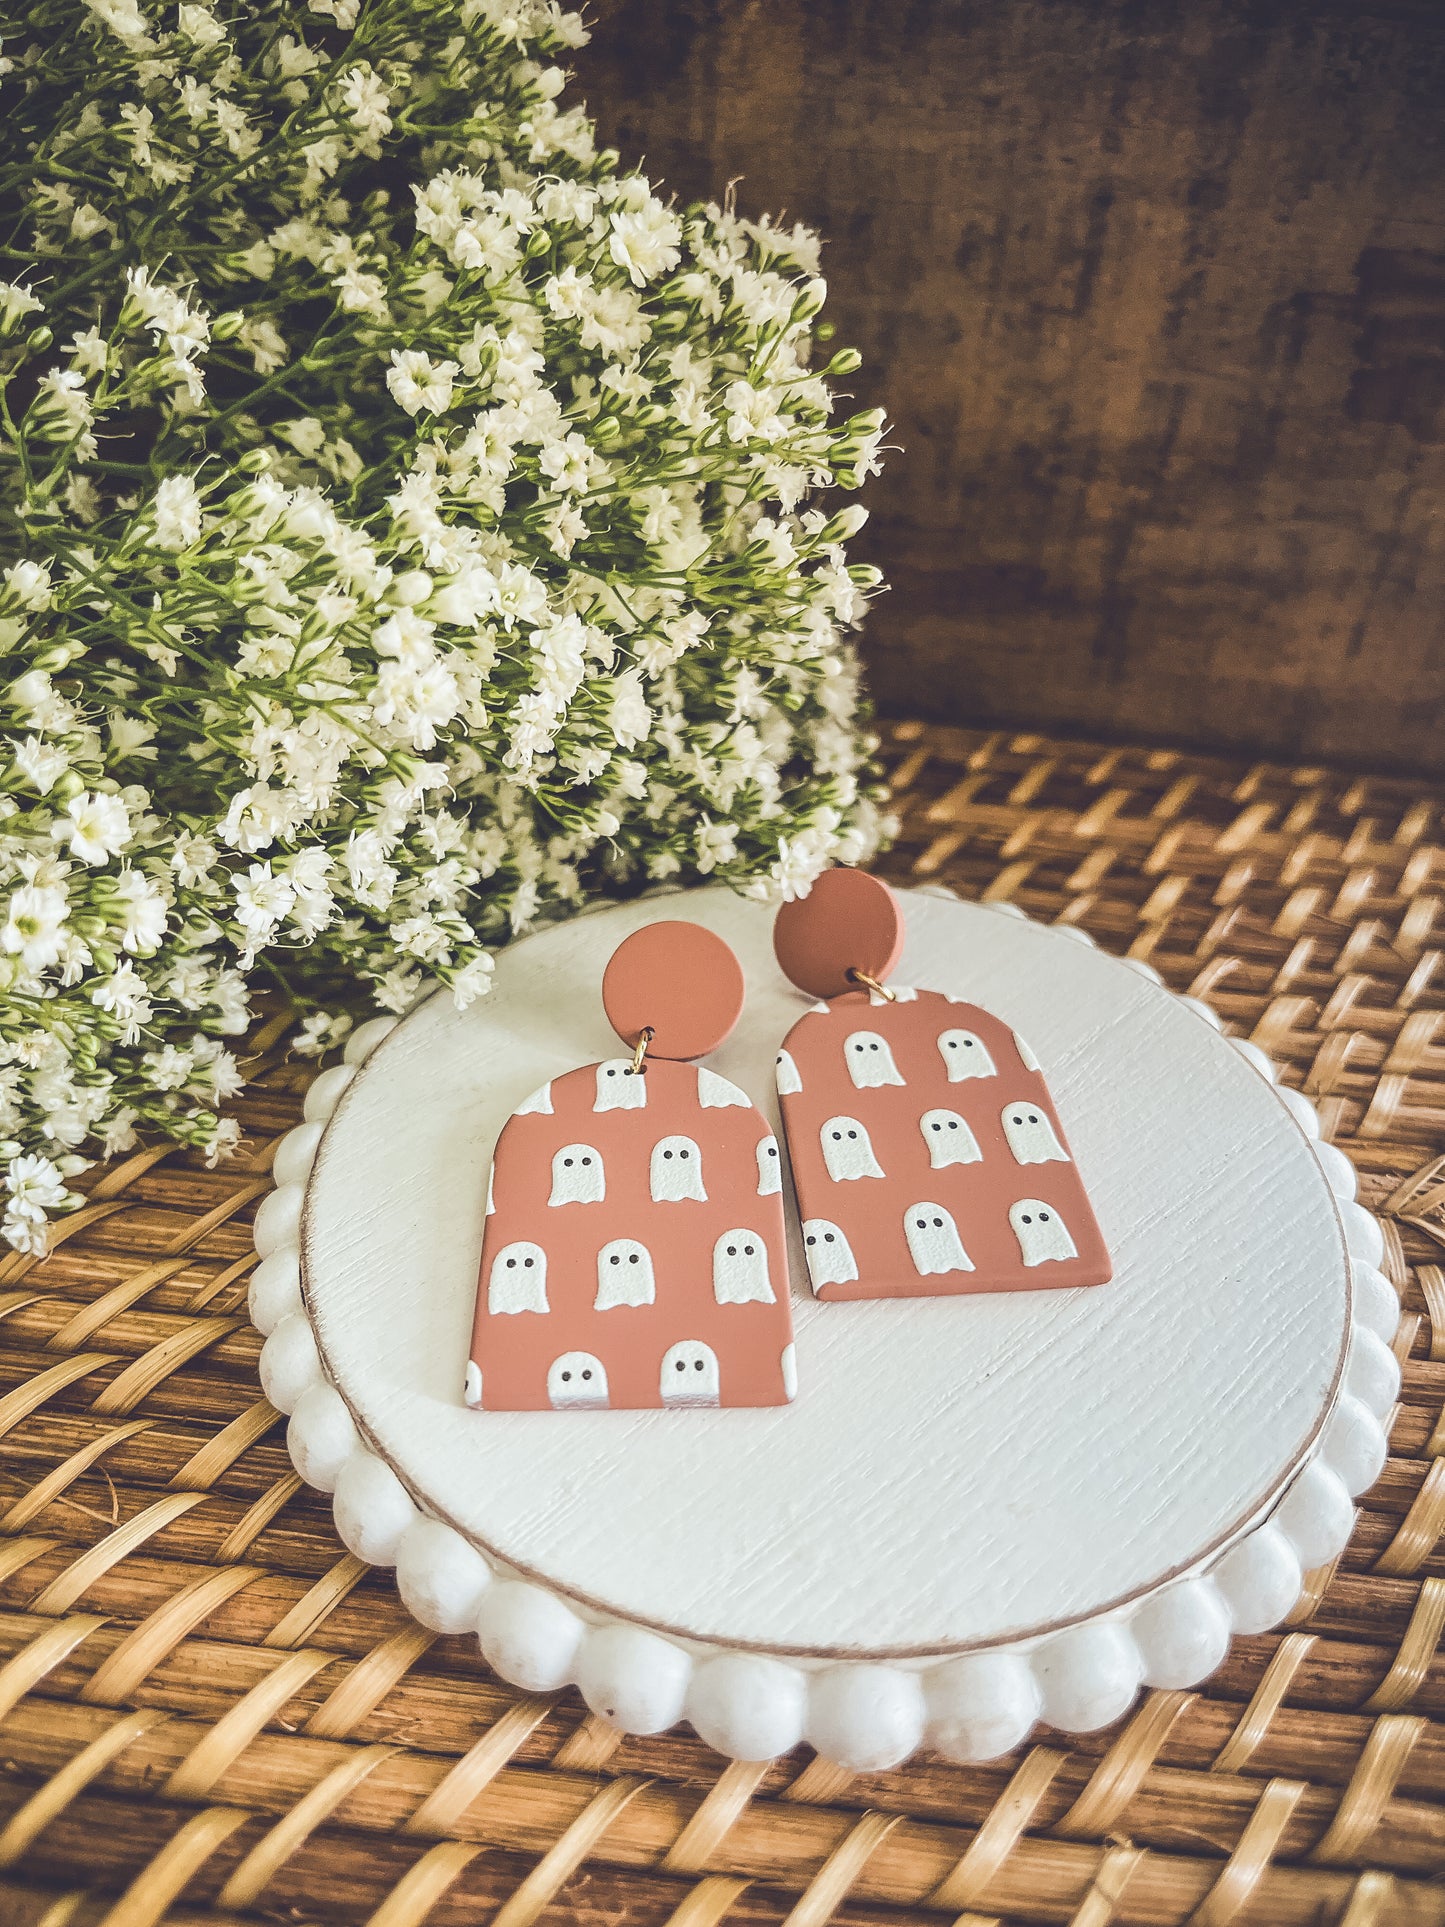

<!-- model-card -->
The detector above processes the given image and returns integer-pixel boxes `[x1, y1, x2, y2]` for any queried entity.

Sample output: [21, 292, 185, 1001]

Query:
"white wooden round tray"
[249, 886, 1399, 1769]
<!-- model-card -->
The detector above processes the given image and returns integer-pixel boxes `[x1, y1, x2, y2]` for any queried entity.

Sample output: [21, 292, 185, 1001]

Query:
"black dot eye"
[563, 1157, 573, 1167]
[581, 1157, 590, 1166]
[1029, 1113, 1039, 1123]
[609, 1254, 620, 1265]
[744, 1243, 754, 1255]
[726, 1244, 736, 1256]
[848, 1130, 857, 1140]
[931, 1122, 940, 1131]
[680, 1150, 689, 1159]
[948, 1121, 958, 1130]
[583, 1368, 593, 1380]
[824, 1233, 834, 1244]
[1022, 1214, 1033, 1224]
[1040, 1211, 1051, 1221]
[965, 1039, 973, 1047]
[524, 1257, 534, 1267]
[675, 1359, 685, 1372]
[694, 1359, 704, 1370]
[933, 1216, 943, 1227]
[561, 1370, 572, 1382]
[831, 1130, 841, 1140]
[916, 1218, 926, 1228]
[505, 1258, 515, 1268]
[806, 1234, 816, 1246]
[663, 1149, 673, 1160]
[628, 1253, 639, 1264]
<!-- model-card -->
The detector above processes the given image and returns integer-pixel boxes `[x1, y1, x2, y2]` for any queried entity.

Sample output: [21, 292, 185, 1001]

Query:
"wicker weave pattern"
[0, 721, 1442, 1926]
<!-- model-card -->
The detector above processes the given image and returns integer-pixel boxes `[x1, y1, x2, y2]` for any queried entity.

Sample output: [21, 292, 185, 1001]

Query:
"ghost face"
[515, 1081, 553, 1116]
[712, 1228, 776, 1305]
[650, 1135, 706, 1202]
[1010, 1198, 1078, 1266]
[698, 1067, 750, 1109]
[938, 1029, 998, 1081]
[595, 1059, 647, 1112]
[595, 1237, 657, 1309]
[756, 1134, 782, 1195]
[548, 1351, 609, 1408]
[1001, 1102, 1070, 1165]
[844, 1029, 906, 1090]
[919, 1108, 983, 1169]
[488, 1241, 549, 1313]
[820, 1115, 884, 1182]
[548, 1142, 605, 1205]
[776, 1049, 803, 1096]
[903, 1203, 975, 1276]
[660, 1340, 721, 1407]
[802, 1218, 859, 1289]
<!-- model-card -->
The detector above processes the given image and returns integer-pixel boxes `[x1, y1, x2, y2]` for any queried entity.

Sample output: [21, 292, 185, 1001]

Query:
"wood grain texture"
[574, 0, 1445, 769]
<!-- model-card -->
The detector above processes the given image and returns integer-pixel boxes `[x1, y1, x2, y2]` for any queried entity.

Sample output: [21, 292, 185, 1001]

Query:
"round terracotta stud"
[602, 921, 746, 1061]
[773, 869, 905, 1000]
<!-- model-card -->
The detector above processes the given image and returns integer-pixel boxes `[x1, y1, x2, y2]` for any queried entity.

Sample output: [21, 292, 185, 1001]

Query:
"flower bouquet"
[0, 0, 886, 1252]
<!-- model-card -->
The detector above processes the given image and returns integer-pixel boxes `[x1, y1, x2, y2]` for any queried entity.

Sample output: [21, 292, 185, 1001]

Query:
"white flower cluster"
[0, 0, 889, 1252]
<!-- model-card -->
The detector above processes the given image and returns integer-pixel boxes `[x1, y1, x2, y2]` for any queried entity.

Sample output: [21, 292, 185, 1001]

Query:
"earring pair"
[466, 873, 1109, 1413]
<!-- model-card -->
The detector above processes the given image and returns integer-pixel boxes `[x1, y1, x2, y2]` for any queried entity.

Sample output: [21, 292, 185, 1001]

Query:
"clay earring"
[771, 870, 1112, 1301]
[466, 920, 797, 1411]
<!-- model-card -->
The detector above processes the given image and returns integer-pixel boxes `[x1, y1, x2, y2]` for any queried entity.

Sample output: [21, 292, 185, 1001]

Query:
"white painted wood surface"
[300, 888, 1352, 1659]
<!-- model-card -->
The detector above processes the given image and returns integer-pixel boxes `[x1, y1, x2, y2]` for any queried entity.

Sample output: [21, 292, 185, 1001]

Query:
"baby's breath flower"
[0, 0, 888, 1252]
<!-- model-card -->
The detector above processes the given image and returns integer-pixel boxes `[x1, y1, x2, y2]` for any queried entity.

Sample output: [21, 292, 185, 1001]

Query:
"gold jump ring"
[846, 968, 896, 1002]
[628, 1026, 655, 1075]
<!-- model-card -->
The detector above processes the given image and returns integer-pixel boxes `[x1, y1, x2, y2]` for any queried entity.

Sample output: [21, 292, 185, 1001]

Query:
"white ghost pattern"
[1010, 1198, 1078, 1266]
[595, 1237, 657, 1309]
[756, 1134, 782, 1195]
[515, 1081, 553, 1116]
[1001, 1101, 1070, 1165]
[844, 1029, 907, 1089]
[488, 1241, 549, 1314]
[802, 1218, 859, 1289]
[775, 1049, 803, 1095]
[903, 1203, 975, 1276]
[660, 1340, 721, 1407]
[548, 1351, 609, 1408]
[919, 1108, 983, 1168]
[650, 1135, 706, 1202]
[712, 1228, 776, 1304]
[698, 1066, 750, 1109]
[548, 1142, 605, 1205]
[820, 1114, 884, 1182]
[938, 1029, 997, 1080]
[781, 1342, 798, 1400]
[1013, 1031, 1041, 1071]
[464, 1360, 483, 1408]
[594, 1059, 647, 1111]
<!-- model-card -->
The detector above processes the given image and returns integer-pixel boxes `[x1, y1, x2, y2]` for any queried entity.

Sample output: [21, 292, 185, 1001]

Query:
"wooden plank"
[576, 0, 1445, 769]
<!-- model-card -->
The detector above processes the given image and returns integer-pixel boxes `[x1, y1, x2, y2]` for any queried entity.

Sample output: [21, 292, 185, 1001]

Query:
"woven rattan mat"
[0, 720, 1442, 1927]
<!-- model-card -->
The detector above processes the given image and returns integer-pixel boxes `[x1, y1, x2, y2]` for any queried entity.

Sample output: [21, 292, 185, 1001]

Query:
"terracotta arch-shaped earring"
[772, 870, 1112, 1301]
[467, 920, 797, 1411]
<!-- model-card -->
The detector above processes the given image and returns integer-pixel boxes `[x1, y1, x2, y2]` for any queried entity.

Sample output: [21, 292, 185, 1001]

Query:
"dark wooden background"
[575, 0, 1445, 772]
